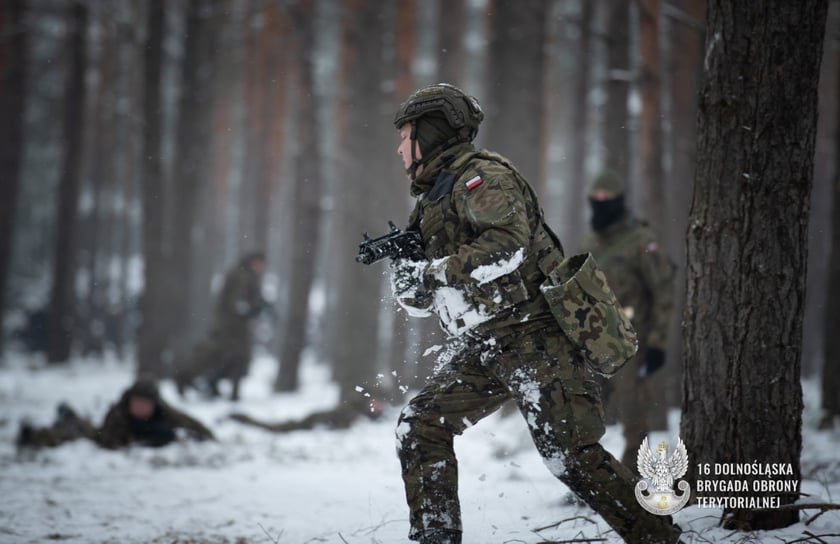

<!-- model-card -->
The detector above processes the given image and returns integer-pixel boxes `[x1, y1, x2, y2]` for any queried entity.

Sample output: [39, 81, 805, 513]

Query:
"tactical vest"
[408, 148, 564, 336]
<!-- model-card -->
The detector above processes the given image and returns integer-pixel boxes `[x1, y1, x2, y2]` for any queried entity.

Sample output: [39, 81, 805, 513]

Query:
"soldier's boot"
[418, 529, 462, 544]
[562, 443, 682, 544]
[230, 377, 241, 402]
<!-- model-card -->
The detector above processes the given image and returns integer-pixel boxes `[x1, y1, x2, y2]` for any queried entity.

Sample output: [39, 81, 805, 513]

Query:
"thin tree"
[0, 0, 27, 358]
[602, 0, 631, 187]
[483, 0, 547, 188]
[47, 1, 88, 364]
[566, 0, 592, 248]
[328, 0, 390, 406]
[137, 0, 167, 376]
[638, 0, 664, 231]
[659, 0, 705, 412]
[164, 0, 220, 361]
[681, 0, 828, 531]
[275, 0, 323, 391]
[435, 0, 465, 87]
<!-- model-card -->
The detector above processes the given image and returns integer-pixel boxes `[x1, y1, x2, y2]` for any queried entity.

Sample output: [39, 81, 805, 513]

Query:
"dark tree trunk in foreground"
[47, 2, 88, 363]
[823, 33, 840, 424]
[681, 0, 827, 531]
[0, 0, 27, 358]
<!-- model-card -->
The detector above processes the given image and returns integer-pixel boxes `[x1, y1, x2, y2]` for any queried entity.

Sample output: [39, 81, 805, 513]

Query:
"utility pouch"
[539, 252, 638, 376]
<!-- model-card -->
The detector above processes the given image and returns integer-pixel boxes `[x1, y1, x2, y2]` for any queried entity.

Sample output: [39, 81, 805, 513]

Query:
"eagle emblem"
[634, 436, 691, 515]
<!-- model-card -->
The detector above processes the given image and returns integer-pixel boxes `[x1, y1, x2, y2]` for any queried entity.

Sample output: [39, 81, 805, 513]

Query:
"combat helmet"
[394, 83, 484, 178]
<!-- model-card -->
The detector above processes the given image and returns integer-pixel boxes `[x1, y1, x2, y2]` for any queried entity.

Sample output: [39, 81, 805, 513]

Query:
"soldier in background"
[175, 251, 268, 401]
[387, 84, 682, 544]
[578, 171, 676, 469]
[16, 377, 214, 450]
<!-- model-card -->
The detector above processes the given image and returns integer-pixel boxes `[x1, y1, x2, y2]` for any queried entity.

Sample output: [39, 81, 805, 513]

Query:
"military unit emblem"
[635, 436, 691, 515]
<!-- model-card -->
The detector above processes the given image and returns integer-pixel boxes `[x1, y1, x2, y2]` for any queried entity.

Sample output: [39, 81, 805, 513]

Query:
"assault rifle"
[356, 221, 425, 265]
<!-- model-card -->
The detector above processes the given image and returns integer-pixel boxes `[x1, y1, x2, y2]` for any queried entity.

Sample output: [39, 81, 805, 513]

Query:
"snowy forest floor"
[1, 352, 839, 544]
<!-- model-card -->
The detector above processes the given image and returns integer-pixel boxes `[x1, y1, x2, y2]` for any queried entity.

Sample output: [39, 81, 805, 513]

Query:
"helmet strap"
[406, 121, 421, 180]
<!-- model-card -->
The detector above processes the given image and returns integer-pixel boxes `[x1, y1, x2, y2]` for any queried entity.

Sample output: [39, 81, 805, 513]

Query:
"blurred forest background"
[1, 0, 839, 411]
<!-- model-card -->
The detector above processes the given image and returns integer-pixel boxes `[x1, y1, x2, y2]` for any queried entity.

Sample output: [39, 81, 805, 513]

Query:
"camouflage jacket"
[407, 143, 563, 339]
[208, 260, 265, 357]
[97, 392, 215, 449]
[578, 215, 675, 351]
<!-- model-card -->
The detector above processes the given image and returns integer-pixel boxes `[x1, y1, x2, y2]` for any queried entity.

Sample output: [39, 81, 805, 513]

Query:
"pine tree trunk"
[165, 0, 219, 359]
[638, 0, 664, 230]
[276, 0, 322, 392]
[484, 0, 546, 188]
[566, 0, 592, 248]
[660, 0, 705, 412]
[137, 0, 167, 376]
[435, 0, 464, 86]
[329, 0, 389, 405]
[0, 0, 27, 358]
[823, 27, 840, 422]
[681, 0, 828, 530]
[47, 2, 88, 364]
[603, 0, 631, 186]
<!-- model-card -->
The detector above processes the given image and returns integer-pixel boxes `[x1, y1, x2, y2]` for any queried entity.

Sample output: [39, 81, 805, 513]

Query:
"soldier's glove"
[638, 347, 665, 378]
[390, 258, 434, 317]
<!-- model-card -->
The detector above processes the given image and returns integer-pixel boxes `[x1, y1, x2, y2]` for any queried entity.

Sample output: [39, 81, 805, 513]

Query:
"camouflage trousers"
[396, 324, 682, 543]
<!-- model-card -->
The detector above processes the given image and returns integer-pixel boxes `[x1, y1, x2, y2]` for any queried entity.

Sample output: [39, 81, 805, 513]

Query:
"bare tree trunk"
[0, 0, 27, 358]
[435, 0, 465, 86]
[275, 0, 323, 392]
[329, 0, 390, 405]
[659, 0, 705, 412]
[137, 0, 167, 377]
[638, 0, 664, 231]
[566, 0, 592, 248]
[47, 1, 88, 364]
[603, 0, 631, 186]
[681, 0, 828, 531]
[164, 0, 219, 361]
[484, 0, 547, 189]
[823, 14, 840, 424]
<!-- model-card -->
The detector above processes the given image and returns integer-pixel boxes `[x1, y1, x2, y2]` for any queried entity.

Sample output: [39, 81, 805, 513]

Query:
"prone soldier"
[17, 377, 214, 450]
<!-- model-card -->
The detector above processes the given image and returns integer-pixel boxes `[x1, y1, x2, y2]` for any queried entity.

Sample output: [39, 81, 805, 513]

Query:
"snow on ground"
[1, 352, 839, 544]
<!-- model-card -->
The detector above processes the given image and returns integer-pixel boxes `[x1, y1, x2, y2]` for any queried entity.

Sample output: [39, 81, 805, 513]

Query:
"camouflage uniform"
[17, 379, 214, 450]
[393, 132, 682, 542]
[579, 181, 676, 469]
[176, 253, 266, 400]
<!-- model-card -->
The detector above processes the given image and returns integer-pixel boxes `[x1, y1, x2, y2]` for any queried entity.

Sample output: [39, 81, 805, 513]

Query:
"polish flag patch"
[465, 175, 483, 190]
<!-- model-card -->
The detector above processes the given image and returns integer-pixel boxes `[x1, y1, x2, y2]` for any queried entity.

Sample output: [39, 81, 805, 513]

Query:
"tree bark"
[137, 0, 167, 377]
[681, 0, 828, 530]
[275, 0, 323, 392]
[566, 0, 592, 247]
[435, 0, 465, 87]
[603, 0, 631, 187]
[484, 0, 546, 189]
[0, 0, 27, 358]
[823, 16, 840, 423]
[164, 0, 219, 360]
[659, 0, 705, 411]
[638, 0, 665, 231]
[47, 1, 88, 364]
[329, 0, 390, 406]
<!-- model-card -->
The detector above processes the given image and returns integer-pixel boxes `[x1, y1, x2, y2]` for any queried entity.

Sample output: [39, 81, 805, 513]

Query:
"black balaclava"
[589, 195, 626, 232]
[407, 112, 462, 179]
